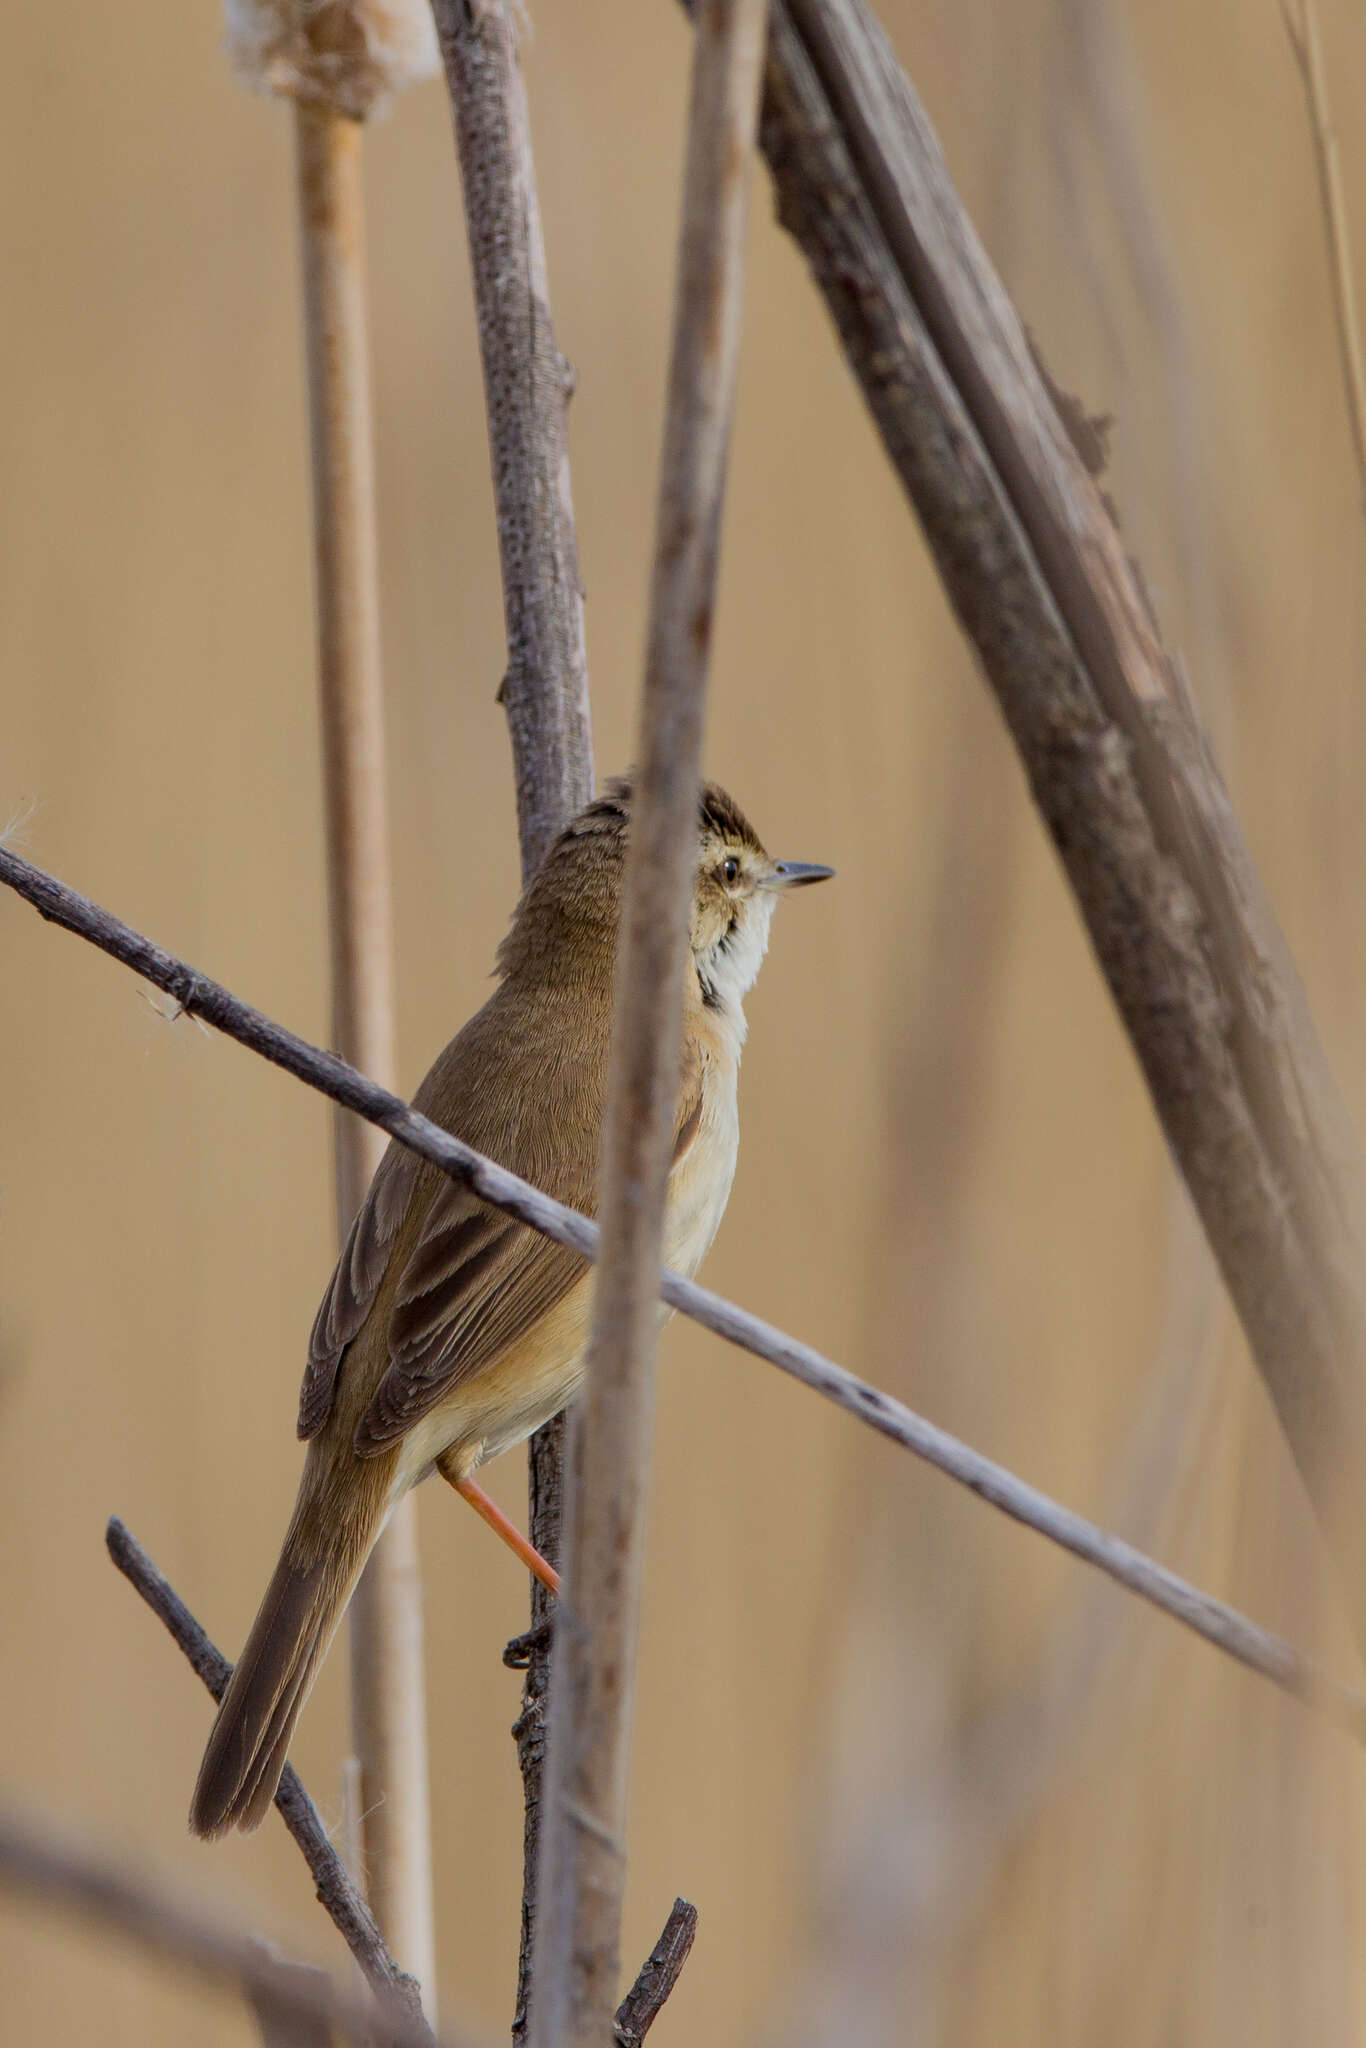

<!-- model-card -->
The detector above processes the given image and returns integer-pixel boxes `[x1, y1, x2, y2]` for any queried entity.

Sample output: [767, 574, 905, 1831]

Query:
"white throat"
[695, 893, 776, 1046]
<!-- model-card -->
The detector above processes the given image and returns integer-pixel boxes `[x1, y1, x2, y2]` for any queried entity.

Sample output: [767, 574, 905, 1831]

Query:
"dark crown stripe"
[557, 775, 764, 855]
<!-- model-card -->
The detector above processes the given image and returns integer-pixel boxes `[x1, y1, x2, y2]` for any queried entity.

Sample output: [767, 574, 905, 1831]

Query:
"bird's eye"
[721, 856, 740, 885]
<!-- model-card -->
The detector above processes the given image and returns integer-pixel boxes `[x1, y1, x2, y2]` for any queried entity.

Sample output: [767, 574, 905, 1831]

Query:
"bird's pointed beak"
[763, 860, 835, 889]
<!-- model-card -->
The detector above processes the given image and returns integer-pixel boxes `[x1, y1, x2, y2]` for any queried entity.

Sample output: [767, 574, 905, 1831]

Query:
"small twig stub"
[613, 1899, 700, 2047]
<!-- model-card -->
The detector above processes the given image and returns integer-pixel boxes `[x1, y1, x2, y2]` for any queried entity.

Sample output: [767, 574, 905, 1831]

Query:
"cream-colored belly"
[393, 1065, 740, 1496]
[662, 1061, 739, 1279]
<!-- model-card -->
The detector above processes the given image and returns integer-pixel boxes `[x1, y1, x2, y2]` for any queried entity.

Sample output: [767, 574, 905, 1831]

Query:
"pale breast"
[394, 1271, 595, 1490]
[396, 1045, 741, 1493]
[663, 1050, 740, 1281]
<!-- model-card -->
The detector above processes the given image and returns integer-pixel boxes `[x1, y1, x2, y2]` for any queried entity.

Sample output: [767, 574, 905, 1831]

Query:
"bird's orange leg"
[441, 1468, 561, 1595]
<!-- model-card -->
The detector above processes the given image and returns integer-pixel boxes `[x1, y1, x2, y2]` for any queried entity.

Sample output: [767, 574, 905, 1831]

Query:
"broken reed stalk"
[527, 4, 767, 2042]
[426, 3, 596, 2034]
[745, 0, 1366, 1623]
[292, 94, 434, 1999]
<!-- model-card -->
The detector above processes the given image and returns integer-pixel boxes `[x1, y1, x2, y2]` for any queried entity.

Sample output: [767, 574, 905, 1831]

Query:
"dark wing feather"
[304, 977, 706, 1459]
[298, 1140, 422, 1439]
[353, 1190, 583, 1453]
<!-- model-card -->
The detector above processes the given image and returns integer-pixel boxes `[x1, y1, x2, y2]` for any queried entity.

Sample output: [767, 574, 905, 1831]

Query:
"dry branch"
[0, 1803, 467, 2048]
[4, 850, 1364, 1740]
[426, 2, 597, 2031]
[529, 1, 765, 2039]
[105, 1518, 433, 2039]
[746, 0, 1366, 1610]
[107, 1518, 687, 2048]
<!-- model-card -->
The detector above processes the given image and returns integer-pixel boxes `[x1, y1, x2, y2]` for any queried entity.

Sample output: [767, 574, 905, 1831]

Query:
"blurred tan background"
[5, 0, 1366, 2041]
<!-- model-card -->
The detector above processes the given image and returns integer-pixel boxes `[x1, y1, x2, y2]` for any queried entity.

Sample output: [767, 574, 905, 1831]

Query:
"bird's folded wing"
[353, 1191, 585, 1452]
[298, 1140, 422, 1440]
[300, 1029, 704, 1455]
[355, 1044, 705, 1454]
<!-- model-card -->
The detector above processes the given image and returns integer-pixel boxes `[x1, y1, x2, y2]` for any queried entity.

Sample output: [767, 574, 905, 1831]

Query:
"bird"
[190, 776, 832, 1838]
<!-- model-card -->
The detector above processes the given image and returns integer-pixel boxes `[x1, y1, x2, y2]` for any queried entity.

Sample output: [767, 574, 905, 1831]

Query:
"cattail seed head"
[224, 0, 439, 122]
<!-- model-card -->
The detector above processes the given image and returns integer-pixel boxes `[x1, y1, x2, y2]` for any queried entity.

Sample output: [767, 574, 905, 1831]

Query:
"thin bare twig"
[425, 8, 596, 2031]
[104, 1518, 434, 2041]
[529, 4, 765, 2041]
[107, 1517, 675, 2048]
[613, 1900, 699, 2047]
[746, 0, 1366, 1620]
[5, 845, 1364, 1744]
[1282, 0, 1366, 509]
[0, 1803, 471, 2048]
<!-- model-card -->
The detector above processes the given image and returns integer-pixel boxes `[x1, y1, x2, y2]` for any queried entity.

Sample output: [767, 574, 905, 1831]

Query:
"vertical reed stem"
[529, 2, 767, 2040]
[429, 5, 595, 2031]
[294, 99, 436, 2006]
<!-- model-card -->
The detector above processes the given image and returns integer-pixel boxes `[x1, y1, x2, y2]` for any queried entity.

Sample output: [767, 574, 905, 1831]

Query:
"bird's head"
[686, 781, 833, 1018]
[502, 775, 833, 1017]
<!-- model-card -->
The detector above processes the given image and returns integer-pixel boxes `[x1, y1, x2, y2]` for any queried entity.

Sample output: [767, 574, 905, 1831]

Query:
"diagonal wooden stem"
[106, 1515, 680, 2048]
[744, 0, 1366, 1626]
[6, 851, 1366, 1739]
[105, 1517, 435, 2040]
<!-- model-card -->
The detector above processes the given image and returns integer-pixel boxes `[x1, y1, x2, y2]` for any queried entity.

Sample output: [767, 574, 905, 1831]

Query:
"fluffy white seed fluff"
[224, 0, 439, 121]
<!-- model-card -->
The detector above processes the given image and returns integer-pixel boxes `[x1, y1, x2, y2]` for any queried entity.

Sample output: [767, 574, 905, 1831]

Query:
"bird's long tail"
[189, 1468, 386, 1839]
